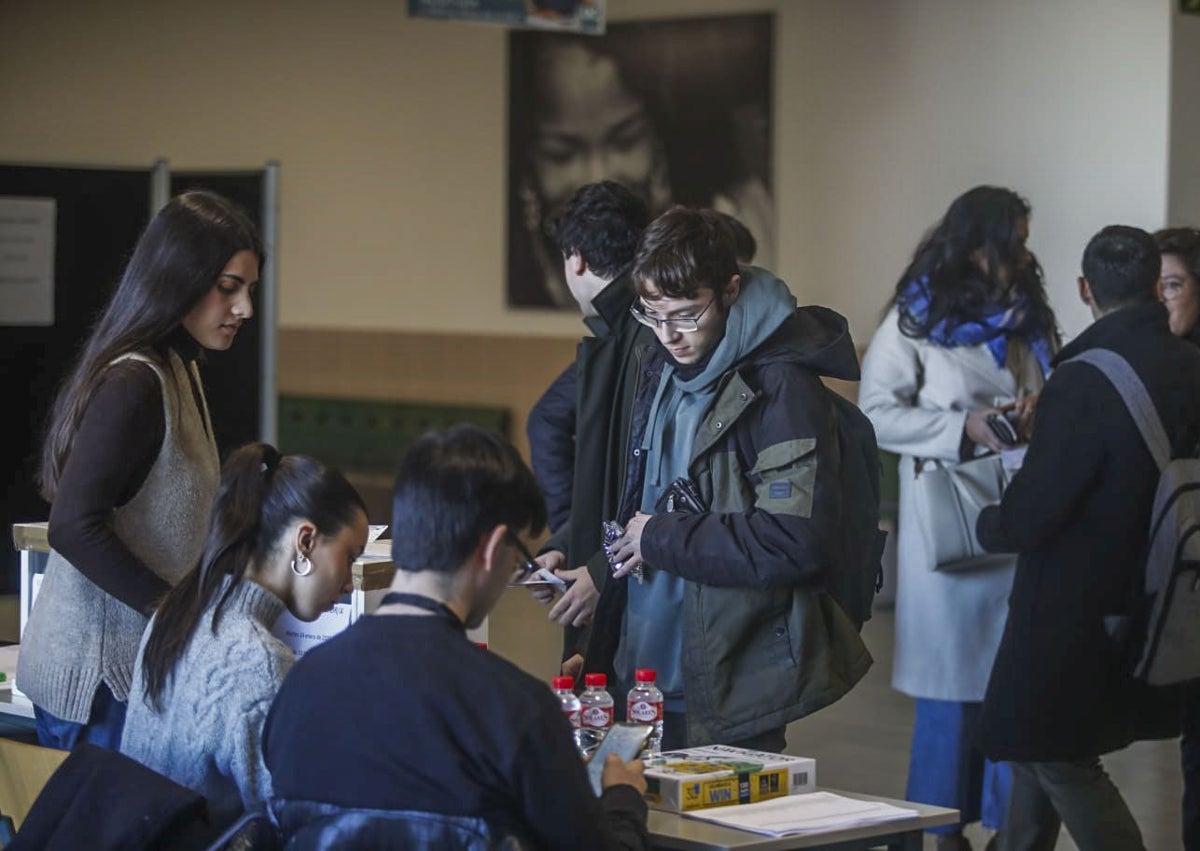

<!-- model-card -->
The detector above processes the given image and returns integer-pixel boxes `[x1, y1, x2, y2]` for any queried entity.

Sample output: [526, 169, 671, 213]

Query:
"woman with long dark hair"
[120, 441, 367, 826]
[859, 186, 1060, 850]
[18, 189, 262, 750]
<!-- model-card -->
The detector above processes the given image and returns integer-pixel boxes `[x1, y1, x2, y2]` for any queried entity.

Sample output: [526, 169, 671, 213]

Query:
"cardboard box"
[642, 744, 816, 812]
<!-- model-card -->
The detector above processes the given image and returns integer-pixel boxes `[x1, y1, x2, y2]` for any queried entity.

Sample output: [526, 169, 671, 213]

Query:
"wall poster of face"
[506, 13, 774, 309]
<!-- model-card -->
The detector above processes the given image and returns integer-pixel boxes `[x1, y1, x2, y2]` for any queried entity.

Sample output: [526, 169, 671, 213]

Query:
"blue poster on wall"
[408, 0, 604, 34]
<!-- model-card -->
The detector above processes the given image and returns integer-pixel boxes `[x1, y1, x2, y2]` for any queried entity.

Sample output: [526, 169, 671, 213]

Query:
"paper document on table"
[682, 791, 919, 836]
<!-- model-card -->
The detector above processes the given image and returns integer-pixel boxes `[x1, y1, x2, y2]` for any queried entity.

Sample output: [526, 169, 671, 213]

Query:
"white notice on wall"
[0, 197, 56, 326]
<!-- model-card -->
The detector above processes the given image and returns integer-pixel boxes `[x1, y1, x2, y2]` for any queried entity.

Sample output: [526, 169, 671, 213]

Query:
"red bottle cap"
[584, 673, 608, 687]
[635, 668, 657, 682]
[552, 676, 574, 690]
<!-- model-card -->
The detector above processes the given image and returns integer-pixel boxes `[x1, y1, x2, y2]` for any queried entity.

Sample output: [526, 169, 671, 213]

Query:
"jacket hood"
[675, 265, 797, 392]
[755, 304, 862, 382]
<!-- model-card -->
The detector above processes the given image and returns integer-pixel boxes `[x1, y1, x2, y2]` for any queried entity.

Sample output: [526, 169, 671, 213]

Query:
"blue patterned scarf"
[898, 276, 1054, 374]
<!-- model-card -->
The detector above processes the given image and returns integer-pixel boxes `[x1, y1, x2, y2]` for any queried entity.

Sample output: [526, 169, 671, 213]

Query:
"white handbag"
[911, 453, 1013, 571]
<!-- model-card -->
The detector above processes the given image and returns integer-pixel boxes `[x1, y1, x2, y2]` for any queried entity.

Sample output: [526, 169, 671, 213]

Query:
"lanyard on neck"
[378, 591, 465, 633]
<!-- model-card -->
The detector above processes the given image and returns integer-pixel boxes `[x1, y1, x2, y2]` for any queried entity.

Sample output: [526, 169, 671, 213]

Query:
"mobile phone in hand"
[986, 412, 1019, 446]
[586, 722, 653, 796]
[506, 567, 568, 589]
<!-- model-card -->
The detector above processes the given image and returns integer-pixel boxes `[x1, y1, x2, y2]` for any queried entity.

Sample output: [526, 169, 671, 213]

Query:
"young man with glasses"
[589, 206, 873, 752]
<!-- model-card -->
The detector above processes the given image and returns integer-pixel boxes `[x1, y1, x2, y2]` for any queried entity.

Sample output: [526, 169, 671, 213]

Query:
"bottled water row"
[552, 669, 663, 757]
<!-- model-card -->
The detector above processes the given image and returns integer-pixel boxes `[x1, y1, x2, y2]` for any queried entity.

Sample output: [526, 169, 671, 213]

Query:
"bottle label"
[563, 708, 580, 727]
[628, 699, 663, 723]
[581, 705, 614, 729]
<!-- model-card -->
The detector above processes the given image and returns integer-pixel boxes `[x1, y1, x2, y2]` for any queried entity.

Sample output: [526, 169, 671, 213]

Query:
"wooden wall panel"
[278, 328, 580, 463]
[277, 327, 862, 467]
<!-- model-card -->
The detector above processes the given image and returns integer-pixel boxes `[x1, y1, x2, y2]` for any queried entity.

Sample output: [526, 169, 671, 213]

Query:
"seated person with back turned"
[262, 424, 649, 850]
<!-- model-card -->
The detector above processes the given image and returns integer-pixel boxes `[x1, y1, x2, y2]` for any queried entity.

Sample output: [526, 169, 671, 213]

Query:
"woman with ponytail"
[120, 441, 367, 828]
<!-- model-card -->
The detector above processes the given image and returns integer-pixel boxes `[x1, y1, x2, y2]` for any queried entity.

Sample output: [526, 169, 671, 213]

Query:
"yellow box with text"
[642, 745, 816, 813]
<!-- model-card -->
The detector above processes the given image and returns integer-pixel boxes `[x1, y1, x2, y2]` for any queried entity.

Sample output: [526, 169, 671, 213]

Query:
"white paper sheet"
[682, 791, 919, 836]
[0, 197, 55, 325]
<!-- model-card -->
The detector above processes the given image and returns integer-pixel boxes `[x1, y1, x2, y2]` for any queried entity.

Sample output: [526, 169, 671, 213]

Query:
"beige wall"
[0, 0, 1173, 348]
[784, 0, 1170, 343]
[1170, 4, 1200, 227]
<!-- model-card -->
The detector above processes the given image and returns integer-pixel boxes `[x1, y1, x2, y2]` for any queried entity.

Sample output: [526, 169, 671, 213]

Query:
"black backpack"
[825, 390, 886, 628]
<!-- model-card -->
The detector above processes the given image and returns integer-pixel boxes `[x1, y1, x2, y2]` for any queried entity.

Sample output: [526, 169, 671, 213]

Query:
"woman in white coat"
[859, 186, 1059, 851]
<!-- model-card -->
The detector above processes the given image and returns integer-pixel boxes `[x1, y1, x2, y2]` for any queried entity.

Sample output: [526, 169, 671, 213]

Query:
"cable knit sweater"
[121, 577, 291, 826]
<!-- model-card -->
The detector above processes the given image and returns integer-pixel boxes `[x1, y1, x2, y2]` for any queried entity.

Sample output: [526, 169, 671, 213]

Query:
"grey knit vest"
[17, 350, 220, 723]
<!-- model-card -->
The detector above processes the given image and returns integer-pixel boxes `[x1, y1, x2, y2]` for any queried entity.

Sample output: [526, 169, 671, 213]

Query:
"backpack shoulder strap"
[1062, 348, 1170, 472]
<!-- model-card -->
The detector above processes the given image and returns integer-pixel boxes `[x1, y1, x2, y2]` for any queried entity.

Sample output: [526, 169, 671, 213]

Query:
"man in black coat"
[975, 225, 1200, 850]
[524, 180, 652, 672]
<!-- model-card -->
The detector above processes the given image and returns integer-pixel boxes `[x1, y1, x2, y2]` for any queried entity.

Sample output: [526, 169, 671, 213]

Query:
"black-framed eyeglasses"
[507, 533, 539, 584]
[629, 296, 716, 334]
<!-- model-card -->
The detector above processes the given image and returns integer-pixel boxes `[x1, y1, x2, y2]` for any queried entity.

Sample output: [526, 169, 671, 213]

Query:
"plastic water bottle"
[579, 673, 615, 733]
[626, 668, 664, 754]
[552, 676, 581, 729]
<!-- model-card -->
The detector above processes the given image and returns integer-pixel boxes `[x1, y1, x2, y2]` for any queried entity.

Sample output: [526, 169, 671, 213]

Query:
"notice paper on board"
[0, 197, 55, 326]
[682, 791, 919, 837]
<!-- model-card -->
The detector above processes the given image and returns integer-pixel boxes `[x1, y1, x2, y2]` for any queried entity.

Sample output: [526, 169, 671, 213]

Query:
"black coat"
[9, 743, 220, 851]
[539, 273, 657, 661]
[976, 302, 1200, 761]
[527, 361, 578, 533]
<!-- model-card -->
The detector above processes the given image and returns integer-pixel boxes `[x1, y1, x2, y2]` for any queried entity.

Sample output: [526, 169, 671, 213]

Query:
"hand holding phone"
[986, 412, 1019, 446]
[506, 566, 568, 589]
[585, 722, 652, 796]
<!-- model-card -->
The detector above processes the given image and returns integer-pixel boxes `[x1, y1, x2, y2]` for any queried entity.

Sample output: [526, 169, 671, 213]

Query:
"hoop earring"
[291, 553, 313, 577]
